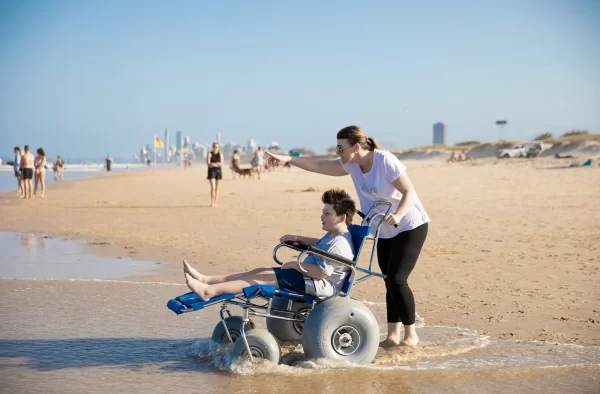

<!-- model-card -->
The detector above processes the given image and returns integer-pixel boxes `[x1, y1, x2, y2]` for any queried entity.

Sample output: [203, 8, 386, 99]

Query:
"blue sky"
[1, 0, 599, 160]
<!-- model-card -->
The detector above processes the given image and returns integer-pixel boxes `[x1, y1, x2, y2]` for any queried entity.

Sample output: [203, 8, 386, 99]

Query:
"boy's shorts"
[273, 268, 306, 293]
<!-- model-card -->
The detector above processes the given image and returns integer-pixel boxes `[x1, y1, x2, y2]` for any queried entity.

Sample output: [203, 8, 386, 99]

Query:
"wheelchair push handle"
[357, 210, 398, 228]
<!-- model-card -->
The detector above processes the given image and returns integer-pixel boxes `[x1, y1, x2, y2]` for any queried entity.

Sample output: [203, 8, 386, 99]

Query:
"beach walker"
[166, 202, 395, 365]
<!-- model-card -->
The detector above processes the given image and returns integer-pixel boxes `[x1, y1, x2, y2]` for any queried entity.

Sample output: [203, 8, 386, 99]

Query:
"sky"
[1, 0, 599, 160]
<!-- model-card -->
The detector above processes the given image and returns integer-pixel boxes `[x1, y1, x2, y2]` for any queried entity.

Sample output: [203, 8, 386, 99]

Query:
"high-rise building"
[164, 128, 170, 162]
[176, 130, 182, 152]
[433, 122, 447, 145]
[216, 132, 221, 144]
[247, 138, 257, 153]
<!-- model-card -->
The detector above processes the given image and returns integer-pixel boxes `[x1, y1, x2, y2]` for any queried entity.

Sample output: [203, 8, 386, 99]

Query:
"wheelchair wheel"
[266, 296, 313, 341]
[301, 298, 379, 365]
[211, 316, 255, 344]
[231, 329, 281, 364]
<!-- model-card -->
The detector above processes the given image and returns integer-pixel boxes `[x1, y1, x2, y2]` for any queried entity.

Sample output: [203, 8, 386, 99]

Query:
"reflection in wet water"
[0, 232, 157, 279]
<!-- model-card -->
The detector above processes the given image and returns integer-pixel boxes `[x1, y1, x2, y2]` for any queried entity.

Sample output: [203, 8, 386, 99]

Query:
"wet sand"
[1, 158, 598, 346]
[2, 279, 599, 394]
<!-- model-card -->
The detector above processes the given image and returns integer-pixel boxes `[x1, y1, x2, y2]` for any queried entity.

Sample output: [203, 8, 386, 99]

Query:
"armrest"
[299, 246, 356, 268]
[283, 240, 310, 250]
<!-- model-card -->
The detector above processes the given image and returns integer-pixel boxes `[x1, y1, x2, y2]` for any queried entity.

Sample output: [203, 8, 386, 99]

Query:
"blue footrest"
[167, 292, 236, 315]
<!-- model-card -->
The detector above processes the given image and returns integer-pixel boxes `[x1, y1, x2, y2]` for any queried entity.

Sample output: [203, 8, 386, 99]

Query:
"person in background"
[206, 142, 224, 207]
[34, 148, 47, 198]
[21, 145, 34, 199]
[252, 146, 264, 180]
[105, 155, 113, 174]
[14, 147, 23, 196]
[53, 155, 64, 181]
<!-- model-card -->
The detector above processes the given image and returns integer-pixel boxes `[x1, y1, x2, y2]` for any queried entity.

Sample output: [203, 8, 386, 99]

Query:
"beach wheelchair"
[166, 202, 394, 365]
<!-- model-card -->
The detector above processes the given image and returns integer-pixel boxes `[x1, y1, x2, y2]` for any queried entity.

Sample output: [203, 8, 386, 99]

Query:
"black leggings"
[377, 223, 428, 325]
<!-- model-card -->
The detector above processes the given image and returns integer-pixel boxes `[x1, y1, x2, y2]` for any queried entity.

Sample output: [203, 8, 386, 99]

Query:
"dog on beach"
[231, 164, 256, 179]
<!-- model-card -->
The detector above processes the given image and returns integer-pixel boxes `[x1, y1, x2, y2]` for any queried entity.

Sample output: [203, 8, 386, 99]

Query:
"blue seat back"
[348, 224, 370, 263]
[340, 224, 370, 294]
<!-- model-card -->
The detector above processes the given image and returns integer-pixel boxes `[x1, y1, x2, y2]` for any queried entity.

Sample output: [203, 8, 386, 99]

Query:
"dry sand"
[1, 158, 599, 345]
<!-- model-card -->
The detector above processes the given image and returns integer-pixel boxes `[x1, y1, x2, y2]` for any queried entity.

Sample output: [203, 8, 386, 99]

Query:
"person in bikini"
[33, 148, 47, 198]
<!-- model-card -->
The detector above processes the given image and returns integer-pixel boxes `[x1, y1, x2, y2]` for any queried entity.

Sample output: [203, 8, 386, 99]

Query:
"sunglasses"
[336, 144, 353, 154]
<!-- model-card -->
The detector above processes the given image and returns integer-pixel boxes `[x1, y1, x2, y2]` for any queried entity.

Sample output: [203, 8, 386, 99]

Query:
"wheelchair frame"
[169, 201, 394, 362]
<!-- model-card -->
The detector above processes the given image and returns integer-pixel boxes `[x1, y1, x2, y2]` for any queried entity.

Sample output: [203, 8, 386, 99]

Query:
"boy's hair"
[321, 189, 356, 225]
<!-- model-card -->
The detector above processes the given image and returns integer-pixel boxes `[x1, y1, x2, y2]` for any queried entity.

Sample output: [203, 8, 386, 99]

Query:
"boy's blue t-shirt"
[302, 231, 355, 297]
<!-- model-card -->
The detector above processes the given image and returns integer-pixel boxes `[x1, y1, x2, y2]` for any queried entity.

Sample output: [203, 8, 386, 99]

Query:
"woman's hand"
[383, 213, 401, 226]
[280, 234, 298, 244]
[264, 151, 291, 169]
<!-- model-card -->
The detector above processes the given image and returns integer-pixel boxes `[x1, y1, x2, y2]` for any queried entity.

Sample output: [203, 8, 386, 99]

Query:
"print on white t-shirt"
[339, 149, 430, 239]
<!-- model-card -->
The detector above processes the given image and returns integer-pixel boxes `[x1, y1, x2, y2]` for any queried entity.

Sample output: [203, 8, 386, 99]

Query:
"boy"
[184, 189, 357, 299]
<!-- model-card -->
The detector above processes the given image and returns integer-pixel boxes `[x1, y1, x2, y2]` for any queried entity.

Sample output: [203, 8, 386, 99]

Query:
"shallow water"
[0, 170, 98, 193]
[0, 164, 147, 193]
[0, 232, 158, 279]
[0, 235, 598, 393]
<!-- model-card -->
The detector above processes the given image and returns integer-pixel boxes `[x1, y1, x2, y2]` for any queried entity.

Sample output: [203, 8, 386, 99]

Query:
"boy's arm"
[295, 236, 319, 246]
[280, 235, 319, 246]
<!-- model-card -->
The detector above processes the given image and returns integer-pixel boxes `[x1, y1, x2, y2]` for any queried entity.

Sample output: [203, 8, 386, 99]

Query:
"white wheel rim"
[332, 325, 361, 356]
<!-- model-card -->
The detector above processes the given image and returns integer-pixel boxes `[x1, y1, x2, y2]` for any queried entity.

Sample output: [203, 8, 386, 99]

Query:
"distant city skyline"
[1, 1, 599, 159]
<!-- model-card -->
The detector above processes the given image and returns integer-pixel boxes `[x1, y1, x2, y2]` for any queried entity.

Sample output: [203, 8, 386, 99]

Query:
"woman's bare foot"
[185, 273, 212, 300]
[379, 337, 419, 349]
[401, 336, 419, 348]
[379, 338, 400, 349]
[182, 260, 206, 282]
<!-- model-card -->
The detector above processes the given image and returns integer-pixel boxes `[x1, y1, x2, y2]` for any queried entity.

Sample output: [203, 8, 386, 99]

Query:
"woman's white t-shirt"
[339, 149, 430, 239]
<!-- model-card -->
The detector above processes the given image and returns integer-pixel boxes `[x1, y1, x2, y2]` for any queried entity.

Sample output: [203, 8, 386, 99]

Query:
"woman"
[252, 146, 264, 179]
[265, 125, 430, 348]
[206, 142, 224, 207]
[33, 148, 47, 198]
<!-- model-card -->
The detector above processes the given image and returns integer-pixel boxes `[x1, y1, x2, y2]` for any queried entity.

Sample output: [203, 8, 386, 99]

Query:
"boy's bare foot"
[182, 260, 206, 282]
[185, 273, 211, 300]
